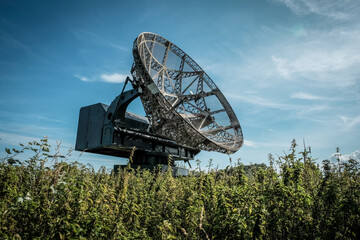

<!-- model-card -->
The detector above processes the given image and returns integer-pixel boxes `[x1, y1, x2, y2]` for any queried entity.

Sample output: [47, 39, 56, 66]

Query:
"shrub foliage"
[1, 138, 359, 239]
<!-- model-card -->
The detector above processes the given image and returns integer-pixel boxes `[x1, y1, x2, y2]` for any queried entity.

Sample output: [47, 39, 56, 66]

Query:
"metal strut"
[103, 77, 142, 127]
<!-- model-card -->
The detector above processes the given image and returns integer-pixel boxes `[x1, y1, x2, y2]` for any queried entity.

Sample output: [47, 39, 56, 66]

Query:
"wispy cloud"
[272, 49, 360, 87]
[69, 29, 128, 51]
[0, 131, 75, 163]
[295, 105, 329, 119]
[100, 73, 127, 83]
[273, 0, 359, 20]
[227, 92, 329, 119]
[244, 140, 257, 147]
[74, 73, 128, 84]
[271, 27, 360, 87]
[0, 130, 73, 148]
[32, 115, 67, 124]
[0, 111, 73, 148]
[227, 93, 293, 110]
[0, 131, 41, 146]
[0, 31, 31, 52]
[0, 31, 42, 63]
[0, 121, 69, 142]
[74, 74, 93, 82]
[291, 92, 322, 100]
[0, 111, 67, 124]
[338, 115, 360, 129]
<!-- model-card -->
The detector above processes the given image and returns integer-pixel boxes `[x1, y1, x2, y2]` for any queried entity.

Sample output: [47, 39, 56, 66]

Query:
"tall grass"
[1, 138, 359, 239]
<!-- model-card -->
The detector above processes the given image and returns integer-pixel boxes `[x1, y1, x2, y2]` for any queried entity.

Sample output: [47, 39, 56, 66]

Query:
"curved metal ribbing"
[131, 32, 243, 153]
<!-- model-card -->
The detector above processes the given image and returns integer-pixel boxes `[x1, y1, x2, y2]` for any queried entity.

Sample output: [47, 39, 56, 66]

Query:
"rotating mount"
[75, 77, 199, 170]
[75, 32, 243, 172]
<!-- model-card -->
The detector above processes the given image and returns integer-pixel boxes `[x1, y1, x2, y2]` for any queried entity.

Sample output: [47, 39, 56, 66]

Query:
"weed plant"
[0, 138, 359, 239]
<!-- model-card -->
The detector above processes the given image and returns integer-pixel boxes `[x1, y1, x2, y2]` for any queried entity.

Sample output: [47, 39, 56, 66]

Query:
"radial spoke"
[209, 109, 226, 115]
[164, 69, 176, 92]
[148, 36, 155, 70]
[152, 67, 163, 80]
[132, 32, 243, 153]
[181, 91, 216, 101]
[175, 56, 185, 93]
[162, 42, 171, 66]
[201, 124, 238, 134]
[198, 115, 209, 130]
[181, 75, 199, 94]
[184, 101, 206, 112]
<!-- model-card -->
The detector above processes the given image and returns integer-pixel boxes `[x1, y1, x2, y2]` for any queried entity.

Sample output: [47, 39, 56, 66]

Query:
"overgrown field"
[1, 139, 359, 239]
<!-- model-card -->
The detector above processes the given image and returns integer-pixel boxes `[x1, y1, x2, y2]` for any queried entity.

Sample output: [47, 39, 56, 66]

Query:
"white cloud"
[272, 48, 360, 87]
[271, 26, 360, 87]
[100, 73, 127, 83]
[33, 115, 67, 124]
[227, 93, 293, 110]
[0, 131, 73, 149]
[227, 92, 329, 121]
[74, 73, 128, 84]
[272, 56, 290, 78]
[338, 115, 360, 129]
[291, 92, 322, 100]
[273, 0, 358, 20]
[244, 140, 257, 147]
[0, 132, 40, 146]
[227, 93, 327, 113]
[74, 74, 92, 82]
[0, 110, 67, 124]
[329, 150, 360, 163]
[279, 49, 359, 75]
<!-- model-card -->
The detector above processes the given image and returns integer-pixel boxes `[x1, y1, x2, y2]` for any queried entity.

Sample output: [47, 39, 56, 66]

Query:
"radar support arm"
[104, 77, 143, 127]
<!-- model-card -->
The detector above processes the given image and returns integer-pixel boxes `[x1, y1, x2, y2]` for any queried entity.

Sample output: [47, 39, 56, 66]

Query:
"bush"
[0, 138, 359, 239]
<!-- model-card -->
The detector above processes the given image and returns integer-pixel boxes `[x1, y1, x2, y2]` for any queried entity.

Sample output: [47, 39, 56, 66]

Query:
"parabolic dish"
[131, 32, 243, 153]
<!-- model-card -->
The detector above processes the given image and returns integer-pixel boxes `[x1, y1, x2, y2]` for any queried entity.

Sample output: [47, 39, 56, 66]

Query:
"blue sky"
[1, 0, 359, 169]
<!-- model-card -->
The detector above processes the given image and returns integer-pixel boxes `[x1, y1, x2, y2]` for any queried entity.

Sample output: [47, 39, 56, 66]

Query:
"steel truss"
[131, 32, 243, 153]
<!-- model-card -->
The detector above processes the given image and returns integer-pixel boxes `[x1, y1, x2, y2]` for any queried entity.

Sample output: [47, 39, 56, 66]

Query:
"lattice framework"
[131, 32, 243, 153]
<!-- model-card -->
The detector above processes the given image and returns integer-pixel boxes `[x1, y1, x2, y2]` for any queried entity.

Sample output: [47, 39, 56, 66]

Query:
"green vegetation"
[1, 138, 359, 239]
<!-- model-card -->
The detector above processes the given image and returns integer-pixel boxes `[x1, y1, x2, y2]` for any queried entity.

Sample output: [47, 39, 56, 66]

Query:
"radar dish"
[131, 32, 243, 153]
